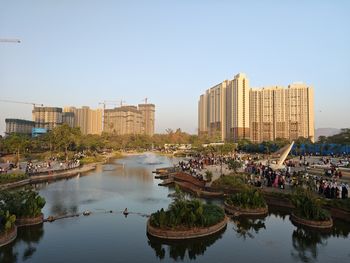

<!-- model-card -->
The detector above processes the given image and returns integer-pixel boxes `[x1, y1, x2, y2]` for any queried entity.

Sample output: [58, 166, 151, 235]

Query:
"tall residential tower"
[198, 73, 314, 143]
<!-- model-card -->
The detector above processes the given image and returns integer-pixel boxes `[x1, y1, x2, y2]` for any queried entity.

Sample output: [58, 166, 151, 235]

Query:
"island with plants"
[0, 188, 46, 227]
[290, 189, 333, 229]
[224, 187, 268, 216]
[147, 187, 227, 240]
[0, 210, 17, 247]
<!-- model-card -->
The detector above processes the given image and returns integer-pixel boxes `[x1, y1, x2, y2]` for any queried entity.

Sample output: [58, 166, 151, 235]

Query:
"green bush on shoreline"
[0, 173, 28, 185]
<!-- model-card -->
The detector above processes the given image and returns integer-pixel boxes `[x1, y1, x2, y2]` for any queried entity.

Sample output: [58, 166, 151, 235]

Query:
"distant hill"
[315, 128, 341, 141]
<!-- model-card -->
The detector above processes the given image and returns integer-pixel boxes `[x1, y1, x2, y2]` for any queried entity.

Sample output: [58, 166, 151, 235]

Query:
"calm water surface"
[1, 153, 350, 263]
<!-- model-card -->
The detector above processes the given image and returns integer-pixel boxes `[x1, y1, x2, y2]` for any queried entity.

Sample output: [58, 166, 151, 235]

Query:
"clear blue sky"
[0, 0, 349, 135]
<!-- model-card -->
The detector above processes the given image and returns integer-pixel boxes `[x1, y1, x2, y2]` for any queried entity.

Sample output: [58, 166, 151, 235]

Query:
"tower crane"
[0, 99, 43, 109]
[98, 100, 120, 111]
[141, 97, 149, 104]
[0, 38, 21, 43]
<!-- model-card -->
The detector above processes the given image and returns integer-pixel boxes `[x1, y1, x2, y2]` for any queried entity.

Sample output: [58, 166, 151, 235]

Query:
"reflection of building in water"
[117, 166, 153, 183]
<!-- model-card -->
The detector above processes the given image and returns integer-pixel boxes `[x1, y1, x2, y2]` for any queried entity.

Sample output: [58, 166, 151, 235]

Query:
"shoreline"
[0, 152, 121, 190]
[0, 163, 98, 190]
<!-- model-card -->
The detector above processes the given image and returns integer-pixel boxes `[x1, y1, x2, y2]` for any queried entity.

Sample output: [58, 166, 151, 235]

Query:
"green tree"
[3, 134, 30, 164]
[227, 160, 242, 173]
[52, 124, 81, 160]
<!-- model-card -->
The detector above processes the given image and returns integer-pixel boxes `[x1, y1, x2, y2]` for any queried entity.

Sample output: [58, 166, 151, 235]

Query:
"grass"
[80, 155, 105, 165]
[0, 173, 28, 185]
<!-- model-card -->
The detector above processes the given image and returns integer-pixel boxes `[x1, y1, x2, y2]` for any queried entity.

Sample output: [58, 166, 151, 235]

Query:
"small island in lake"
[225, 187, 268, 216]
[147, 187, 227, 240]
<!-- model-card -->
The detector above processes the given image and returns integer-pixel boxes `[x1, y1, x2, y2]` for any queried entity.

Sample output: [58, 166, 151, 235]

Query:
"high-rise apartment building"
[5, 119, 35, 136]
[198, 73, 314, 143]
[198, 74, 250, 141]
[32, 107, 63, 130]
[103, 104, 155, 136]
[138, 103, 155, 136]
[62, 112, 75, 128]
[63, 106, 102, 135]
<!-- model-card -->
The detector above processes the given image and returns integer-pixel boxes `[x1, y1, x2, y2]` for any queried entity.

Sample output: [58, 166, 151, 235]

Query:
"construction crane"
[0, 38, 21, 43]
[0, 99, 43, 109]
[141, 97, 148, 104]
[98, 100, 120, 111]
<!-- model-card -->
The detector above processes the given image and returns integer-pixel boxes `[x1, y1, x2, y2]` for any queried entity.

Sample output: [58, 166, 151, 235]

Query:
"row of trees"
[0, 125, 216, 162]
[1, 126, 349, 161]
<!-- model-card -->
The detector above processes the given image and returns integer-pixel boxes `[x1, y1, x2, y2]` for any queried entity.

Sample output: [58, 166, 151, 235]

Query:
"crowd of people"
[244, 159, 350, 199]
[25, 158, 80, 175]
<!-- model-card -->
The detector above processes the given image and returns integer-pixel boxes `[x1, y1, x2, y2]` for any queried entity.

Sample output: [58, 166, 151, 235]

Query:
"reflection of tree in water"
[268, 206, 290, 220]
[232, 217, 266, 239]
[291, 221, 350, 263]
[291, 227, 327, 262]
[0, 224, 44, 263]
[147, 227, 225, 261]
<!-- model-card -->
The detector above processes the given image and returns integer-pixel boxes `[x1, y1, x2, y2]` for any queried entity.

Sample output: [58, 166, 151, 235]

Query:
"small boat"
[83, 210, 91, 216]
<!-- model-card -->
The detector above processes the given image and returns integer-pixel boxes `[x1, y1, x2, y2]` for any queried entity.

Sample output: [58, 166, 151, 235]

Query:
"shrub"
[80, 155, 104, 165]
[205, 171, 213, 182]
[0, 173, 28, 185]
[226, 188, 267, 209]
[150, 188, 224, 229]
[227, 160, 242, 173]
[211, 174, 247, 189]
[0, 210, 16, 233]
[0, 188, 46, 218]
[291, 188, 330, 221]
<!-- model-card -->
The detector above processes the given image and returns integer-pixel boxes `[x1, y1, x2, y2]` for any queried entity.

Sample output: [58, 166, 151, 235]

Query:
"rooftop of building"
[5, 118, 35, 124]
[33, 106, 62, 112]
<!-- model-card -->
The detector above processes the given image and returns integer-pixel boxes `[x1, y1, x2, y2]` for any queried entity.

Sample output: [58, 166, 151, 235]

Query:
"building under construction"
[103, 104, 155, 136]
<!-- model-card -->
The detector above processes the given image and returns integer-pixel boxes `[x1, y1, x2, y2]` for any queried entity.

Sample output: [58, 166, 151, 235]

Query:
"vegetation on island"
[150, 187, 225, 229]
[0, 210, 16, 234]
[0, 188, 46, 219]
[226, 188, 267, 209]
[291, 189, 331, 221]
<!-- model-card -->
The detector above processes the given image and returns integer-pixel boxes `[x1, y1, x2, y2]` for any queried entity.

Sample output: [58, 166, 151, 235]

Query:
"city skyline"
[1, 0, 350, 135]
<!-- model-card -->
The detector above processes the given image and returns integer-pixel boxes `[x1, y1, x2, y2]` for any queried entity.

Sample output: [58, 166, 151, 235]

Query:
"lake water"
[1, 153, 350, 263]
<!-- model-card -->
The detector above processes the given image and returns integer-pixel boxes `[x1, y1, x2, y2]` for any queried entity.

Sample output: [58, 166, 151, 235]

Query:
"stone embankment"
[16, 213, 44, 227]
[0, 226, 17, 247]
[290, 213, 333, 229]
[147, 216, 228, 240]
